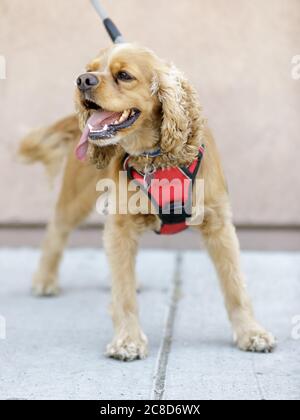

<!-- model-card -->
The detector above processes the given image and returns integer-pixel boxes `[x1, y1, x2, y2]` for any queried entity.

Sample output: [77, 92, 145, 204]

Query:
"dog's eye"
[116, 71, 135, 82]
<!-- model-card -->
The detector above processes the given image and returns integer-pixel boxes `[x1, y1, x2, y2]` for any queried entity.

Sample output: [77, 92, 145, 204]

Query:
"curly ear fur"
[155, 64, 206, 165]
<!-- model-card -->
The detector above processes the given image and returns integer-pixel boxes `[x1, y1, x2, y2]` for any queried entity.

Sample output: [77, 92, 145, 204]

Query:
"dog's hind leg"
[201, 202, 276, 353]
[32, 154, 100, 296]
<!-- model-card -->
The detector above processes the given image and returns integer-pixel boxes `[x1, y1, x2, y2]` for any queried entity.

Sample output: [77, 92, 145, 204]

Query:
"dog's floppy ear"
[154, 64, 203, 160]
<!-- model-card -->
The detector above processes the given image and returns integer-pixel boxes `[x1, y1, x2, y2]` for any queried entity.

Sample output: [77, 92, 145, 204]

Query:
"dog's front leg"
[103, 215, 148, 361]
[202, 219, 276, 353]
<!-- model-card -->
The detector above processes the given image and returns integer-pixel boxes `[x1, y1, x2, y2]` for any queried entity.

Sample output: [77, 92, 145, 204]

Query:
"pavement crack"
[252, 357, 265, 400]
[151, 252, 183, 400]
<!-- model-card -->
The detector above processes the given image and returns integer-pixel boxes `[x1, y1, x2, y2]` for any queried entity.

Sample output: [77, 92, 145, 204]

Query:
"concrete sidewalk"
[0, 249, 299, 400]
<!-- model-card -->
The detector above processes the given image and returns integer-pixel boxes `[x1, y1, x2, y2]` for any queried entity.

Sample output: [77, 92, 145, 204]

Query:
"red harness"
[123, 146, 205, 235]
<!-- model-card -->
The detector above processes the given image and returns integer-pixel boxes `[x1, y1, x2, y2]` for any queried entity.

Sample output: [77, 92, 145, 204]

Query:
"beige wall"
[0, 0, 299, 226]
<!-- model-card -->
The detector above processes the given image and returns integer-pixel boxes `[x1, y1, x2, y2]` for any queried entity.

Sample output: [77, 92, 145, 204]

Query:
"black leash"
[90, 0, 125, 44]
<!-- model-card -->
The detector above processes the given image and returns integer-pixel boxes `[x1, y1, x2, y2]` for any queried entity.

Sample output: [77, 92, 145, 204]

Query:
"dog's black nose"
[76, 73, 99, 91]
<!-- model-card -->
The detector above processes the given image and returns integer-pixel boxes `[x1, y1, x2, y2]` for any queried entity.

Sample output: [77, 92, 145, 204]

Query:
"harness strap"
[123, 146, 205, 235]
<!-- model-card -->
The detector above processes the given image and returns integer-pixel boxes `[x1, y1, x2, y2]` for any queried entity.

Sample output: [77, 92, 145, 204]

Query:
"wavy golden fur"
[19, 43, 275, 360]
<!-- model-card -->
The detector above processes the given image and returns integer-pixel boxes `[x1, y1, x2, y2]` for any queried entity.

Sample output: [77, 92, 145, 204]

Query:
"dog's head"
[75, 43, 203, 167]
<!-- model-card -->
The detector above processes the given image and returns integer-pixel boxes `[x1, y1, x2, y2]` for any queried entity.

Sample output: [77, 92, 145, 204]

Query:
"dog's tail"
[18, 114, 80, 181]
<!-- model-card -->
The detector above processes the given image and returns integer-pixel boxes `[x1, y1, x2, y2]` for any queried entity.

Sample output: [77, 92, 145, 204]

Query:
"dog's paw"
[32, 273, 60, 297]
[106, 332, 148, 361]
[236, 328, 276, 353]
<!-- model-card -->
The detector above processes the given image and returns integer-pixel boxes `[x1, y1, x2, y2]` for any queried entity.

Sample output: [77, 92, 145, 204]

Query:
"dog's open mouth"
[75, 102, 141, 161]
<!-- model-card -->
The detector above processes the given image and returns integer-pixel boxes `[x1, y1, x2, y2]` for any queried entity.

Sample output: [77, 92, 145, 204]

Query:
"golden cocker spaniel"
[19, 43, 275, 360]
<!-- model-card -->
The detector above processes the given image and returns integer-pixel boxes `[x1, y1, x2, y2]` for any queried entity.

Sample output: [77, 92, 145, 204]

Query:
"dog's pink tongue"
[75, 111, 121, 161]
[75, 125, 90, 161]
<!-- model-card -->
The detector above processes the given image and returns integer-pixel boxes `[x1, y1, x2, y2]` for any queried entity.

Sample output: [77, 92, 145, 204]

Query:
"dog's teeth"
[119, 109, 130, 123]
[103, 124, 108, 131]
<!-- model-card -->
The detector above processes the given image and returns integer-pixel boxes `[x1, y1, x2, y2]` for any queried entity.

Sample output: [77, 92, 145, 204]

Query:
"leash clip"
[143, 165, 156, 190]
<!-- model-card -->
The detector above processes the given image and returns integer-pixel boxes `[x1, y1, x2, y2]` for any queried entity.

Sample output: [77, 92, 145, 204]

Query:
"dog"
[19, 43, 276, 361]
